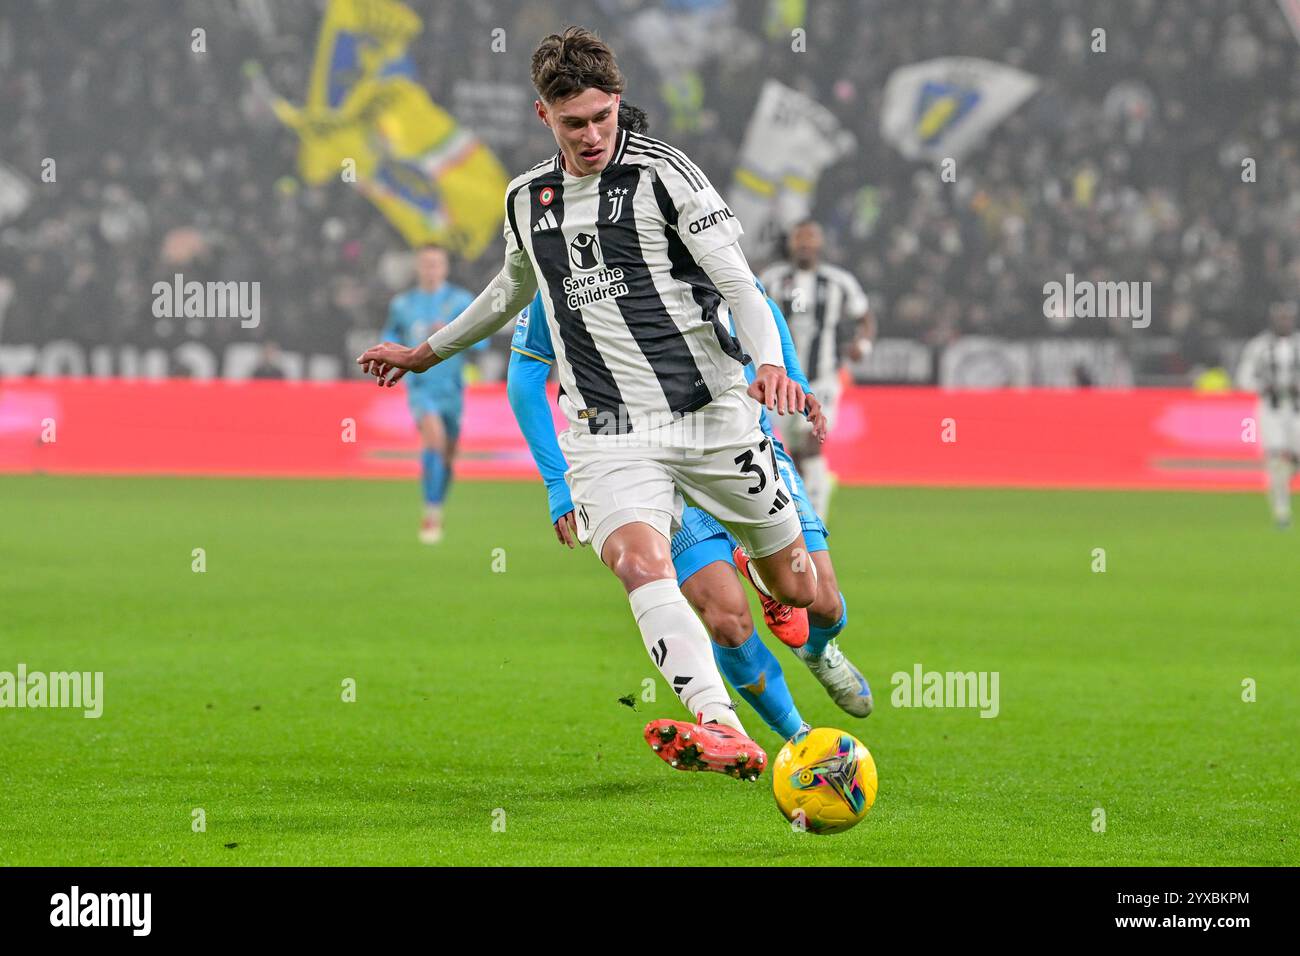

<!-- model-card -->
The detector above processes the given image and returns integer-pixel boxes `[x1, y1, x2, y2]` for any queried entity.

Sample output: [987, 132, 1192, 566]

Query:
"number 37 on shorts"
[563, 428, 802, 560]
[681, 434, 802, 560]
[732, 438, 792, 517]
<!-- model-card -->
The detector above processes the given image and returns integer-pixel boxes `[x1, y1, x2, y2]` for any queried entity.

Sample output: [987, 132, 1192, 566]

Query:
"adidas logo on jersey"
[532, 210, 558, 233]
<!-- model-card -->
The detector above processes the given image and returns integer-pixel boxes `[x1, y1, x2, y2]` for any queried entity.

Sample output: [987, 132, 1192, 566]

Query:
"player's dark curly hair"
[617, 102, 649, 134]
[531, 26, 625, 105]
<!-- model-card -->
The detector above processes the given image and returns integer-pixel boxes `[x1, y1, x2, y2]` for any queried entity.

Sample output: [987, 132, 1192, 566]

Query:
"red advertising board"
[0, 378, 1275, 491]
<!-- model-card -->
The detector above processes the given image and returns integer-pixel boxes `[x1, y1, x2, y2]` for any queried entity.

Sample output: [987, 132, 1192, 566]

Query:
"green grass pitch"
[1, 474, 1296, 866]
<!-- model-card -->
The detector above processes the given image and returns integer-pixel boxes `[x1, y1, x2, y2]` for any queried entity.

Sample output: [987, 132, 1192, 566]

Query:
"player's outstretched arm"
[358, 227, 539, 385]
[698, 242, 804, 417]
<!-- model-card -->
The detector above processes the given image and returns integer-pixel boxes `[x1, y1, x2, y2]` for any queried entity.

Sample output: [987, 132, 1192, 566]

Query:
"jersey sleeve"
[444, 287, 490, 353]
[840, 271, 869, 318]
[653, 148, 744, 262]
[699, 243, 783, 369]
[426, 232, 537, 359]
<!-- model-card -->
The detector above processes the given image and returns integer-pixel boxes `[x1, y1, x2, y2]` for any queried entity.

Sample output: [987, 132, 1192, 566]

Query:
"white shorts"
[781, 376, 840, 458]
[1259, 405, 1300, 455]
[560, 384, 803, 561]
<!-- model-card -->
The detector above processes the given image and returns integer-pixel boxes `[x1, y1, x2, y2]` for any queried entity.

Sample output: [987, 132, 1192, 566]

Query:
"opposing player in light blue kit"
[719, 285, 872, 725]
[381, 246, 480, 544]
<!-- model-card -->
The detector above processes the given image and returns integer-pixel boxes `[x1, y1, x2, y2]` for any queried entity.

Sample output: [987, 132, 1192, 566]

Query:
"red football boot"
[732, 545, 809, 648]
[643, 718, 767, 781]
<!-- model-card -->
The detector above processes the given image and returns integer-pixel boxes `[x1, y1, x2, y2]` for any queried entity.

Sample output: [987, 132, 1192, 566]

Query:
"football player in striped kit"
[1236, 301, 1300, 528]
[760, 221, 873, 520]
[506, 102, 873, 757]
[358, 28, 821, 780]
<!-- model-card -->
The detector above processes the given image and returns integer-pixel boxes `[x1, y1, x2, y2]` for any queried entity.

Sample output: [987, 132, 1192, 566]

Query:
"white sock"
[801, 454, 832, 520]
[1267, 455, 1294, 523]
[628, 579, 744, 733]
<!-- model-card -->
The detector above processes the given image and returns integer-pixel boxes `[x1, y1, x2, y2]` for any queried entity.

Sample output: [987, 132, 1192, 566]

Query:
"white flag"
[728, 79, 857, 259]
[0, 162, 32, 226]
[880, 57, 1039, 162]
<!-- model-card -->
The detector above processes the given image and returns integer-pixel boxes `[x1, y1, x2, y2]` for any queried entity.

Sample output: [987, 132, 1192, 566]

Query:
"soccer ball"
[773, 727, 877, 834]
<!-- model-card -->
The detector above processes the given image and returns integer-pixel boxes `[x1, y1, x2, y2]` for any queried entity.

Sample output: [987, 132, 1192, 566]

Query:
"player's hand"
[748, 364, 805, 417]
[804, 393, 828, 443]
[848, 339, 869, 362]
[355, 342, 435, 387]
[554, 510, 578, 549]
[356, 342, 412, 387]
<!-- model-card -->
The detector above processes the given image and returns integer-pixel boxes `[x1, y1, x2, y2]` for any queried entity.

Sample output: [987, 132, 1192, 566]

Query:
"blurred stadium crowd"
[1, 0, 1297, 383]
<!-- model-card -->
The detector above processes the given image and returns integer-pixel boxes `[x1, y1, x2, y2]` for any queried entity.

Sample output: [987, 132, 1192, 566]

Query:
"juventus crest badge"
[605, 186, 628, 223]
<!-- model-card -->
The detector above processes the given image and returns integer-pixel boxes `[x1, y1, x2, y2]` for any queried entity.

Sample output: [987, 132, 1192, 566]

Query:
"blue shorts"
[408, 388, 463, 441]
[671, 507, 736, 588]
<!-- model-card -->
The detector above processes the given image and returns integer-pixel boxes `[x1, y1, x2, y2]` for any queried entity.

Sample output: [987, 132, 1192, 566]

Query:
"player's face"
[538, 89, 620, 177]
[789, 224, 823, 267]
[416, 249, 448, 289]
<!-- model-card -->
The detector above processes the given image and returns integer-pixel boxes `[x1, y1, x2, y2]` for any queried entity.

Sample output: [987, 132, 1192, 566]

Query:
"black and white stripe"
[611, 126, 631, 165]
[806, 274, 831, 380]
[623, 131, 706, 191]
[760, 261, 868, 384]
[650, 173, 746, 365]
[504, 181, 528, 251]
[500, 135, 748, 436]
[526, 171, 628, 434]
[597, 162, 712, 416]
[1244, 332, 1300, 411]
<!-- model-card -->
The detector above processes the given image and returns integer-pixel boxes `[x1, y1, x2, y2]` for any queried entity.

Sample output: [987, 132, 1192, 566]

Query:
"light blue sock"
[806, 592, 848, 657]
[421, 448, 447, 506]
[713, 632, 803, 738]
[441, 458, 455, 503]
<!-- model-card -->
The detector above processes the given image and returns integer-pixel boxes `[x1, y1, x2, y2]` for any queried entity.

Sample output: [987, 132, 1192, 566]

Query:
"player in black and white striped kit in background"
[760, 221, 874, 520]
[1236, 300, 1300, 528]
[357, 27, 824, 779]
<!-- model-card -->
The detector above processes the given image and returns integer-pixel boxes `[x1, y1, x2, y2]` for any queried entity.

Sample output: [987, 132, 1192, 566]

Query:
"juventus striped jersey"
[759, 261, 869, 382]
[496, 129, 759, 436]
[1237, 332, 1300, 411]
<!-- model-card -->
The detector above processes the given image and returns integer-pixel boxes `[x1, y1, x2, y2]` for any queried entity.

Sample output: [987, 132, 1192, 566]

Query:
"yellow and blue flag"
[274, 0, 507, 259]
[880, 57, 1039, 162]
